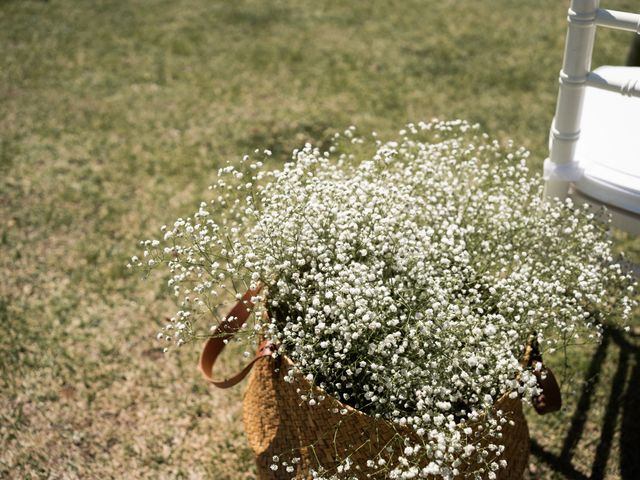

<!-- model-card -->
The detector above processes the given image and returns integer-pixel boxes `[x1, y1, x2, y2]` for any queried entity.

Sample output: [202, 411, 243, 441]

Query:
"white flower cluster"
[133, 120, 635, 478]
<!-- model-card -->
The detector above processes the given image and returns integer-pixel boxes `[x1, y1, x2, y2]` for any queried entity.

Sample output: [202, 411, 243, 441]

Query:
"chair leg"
[627, 34, 640, 66]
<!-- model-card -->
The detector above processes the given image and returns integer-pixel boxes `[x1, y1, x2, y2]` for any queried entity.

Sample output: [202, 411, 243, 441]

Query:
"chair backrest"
[544, 0, 640, 200]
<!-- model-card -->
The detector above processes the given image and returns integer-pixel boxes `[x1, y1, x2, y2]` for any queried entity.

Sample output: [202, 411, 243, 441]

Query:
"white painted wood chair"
[544, 0, 640, 234]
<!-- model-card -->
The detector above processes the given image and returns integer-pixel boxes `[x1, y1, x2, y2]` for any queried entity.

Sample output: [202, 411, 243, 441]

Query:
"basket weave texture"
[243, 355, 530, 480]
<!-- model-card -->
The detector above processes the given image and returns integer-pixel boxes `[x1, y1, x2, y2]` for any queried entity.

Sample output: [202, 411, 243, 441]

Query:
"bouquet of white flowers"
[132, 120, 635, 479]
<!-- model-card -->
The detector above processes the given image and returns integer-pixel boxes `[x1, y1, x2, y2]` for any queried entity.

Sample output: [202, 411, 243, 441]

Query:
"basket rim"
[274, 351, 525, 433]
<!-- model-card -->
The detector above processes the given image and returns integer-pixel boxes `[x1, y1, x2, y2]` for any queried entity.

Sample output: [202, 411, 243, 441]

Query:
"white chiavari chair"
[544, 0, 640, 234]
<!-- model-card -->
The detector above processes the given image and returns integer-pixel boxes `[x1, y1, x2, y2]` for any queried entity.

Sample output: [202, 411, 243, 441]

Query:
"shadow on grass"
[530, 327, 640, 480]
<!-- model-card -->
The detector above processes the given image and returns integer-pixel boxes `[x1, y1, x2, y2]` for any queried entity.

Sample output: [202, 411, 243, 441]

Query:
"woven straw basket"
[243, 355, 529, 480]
[199, 288, 560, 479]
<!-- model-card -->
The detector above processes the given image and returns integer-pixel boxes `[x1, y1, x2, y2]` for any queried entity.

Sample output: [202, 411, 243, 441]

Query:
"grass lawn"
[1, 0, 639, 478]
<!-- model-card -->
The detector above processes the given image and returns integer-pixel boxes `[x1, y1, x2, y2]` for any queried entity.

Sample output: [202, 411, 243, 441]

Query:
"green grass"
[1, 0, 639, 478]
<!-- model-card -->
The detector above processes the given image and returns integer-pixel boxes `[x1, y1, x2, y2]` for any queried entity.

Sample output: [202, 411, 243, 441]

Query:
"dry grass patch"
[1, 0, 639, 478]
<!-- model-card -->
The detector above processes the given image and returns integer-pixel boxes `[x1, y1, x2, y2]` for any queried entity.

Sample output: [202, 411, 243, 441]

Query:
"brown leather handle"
[527, 340, 562, 414]
[200, 290, 562, 415]
[198, 284, 276, 388]
[531, 364, 562, 414]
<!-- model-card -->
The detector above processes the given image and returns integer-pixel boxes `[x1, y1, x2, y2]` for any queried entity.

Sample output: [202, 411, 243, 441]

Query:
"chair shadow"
[530, 327, 640, 480]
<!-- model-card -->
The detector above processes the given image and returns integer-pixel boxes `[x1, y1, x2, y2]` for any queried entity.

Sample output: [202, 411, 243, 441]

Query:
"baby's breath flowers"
[132, 120, 635, 479]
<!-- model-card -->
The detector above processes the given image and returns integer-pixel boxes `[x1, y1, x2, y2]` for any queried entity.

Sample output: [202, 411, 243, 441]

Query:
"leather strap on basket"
[200, 287, 563, 415]
[527, 340, 562, 415]
[198, 284, 276, 388]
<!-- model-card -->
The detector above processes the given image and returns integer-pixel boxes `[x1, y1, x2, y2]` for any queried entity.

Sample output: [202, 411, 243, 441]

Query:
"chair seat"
[573, 66, 640, 215]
